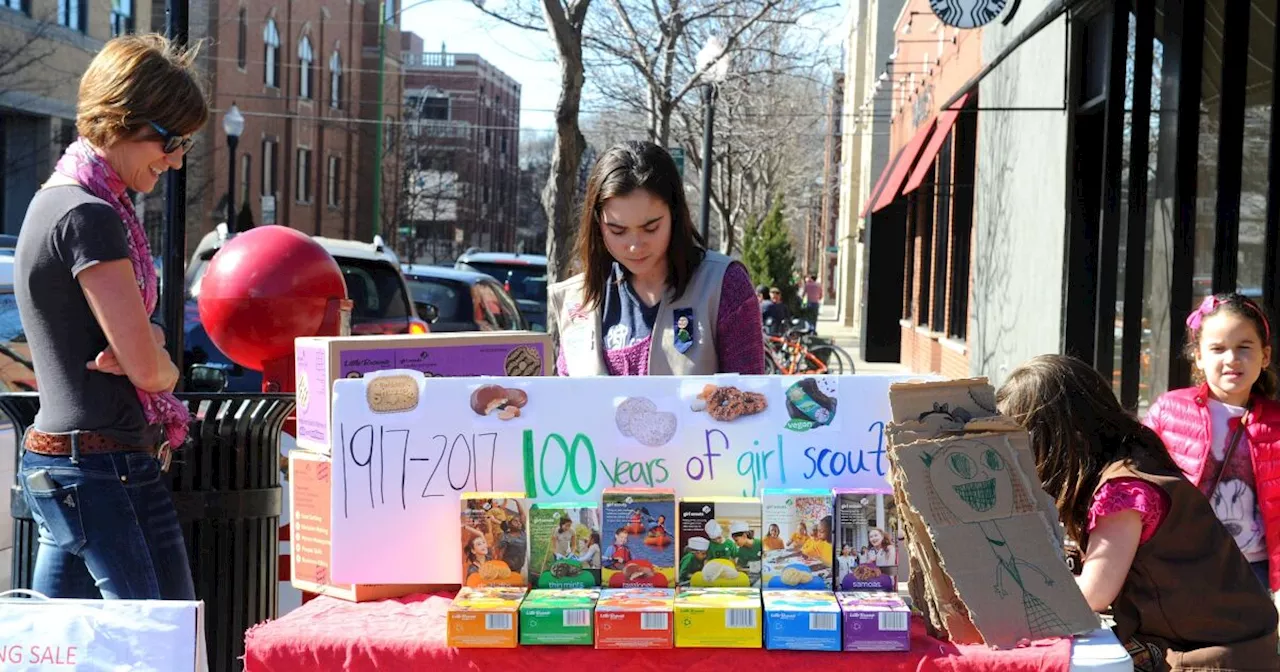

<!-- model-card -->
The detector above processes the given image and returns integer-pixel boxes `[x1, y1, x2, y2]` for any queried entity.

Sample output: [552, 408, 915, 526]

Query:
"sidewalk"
[814, 304, 907, 375]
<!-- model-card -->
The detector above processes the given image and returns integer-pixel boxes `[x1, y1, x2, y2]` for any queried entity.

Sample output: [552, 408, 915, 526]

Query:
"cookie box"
[594, 588, 675, 649]
[677, 496, 761, 587]
[834, 488, 901, 592]
[447, 586, 528, 648]
[294, 332, 551, 453]
[761, 488, 834, 590]
[527, 502, 602, 589]
[461, 493, 529, 588]
[518, 589, 600, 645]
[601, 488, 676, 589]
[763, 590, 842, 651]
[837, 592, 911, 652]
[673, 587, 762, 648]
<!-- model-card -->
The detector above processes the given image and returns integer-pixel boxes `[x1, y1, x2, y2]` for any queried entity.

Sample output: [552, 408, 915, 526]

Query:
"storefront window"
[1190, 1, 1225, 301]
[1114, 11, 1137, 398]
[1237, 1, 1273, 298]
[1139, 13, 1174, 412]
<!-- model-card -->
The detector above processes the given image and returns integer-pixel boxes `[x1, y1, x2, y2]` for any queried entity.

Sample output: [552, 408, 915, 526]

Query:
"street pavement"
[814, 304, 906, 375]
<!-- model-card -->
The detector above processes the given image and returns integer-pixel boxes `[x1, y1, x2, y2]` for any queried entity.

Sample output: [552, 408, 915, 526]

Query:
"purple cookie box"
[837, 592, 910, 652]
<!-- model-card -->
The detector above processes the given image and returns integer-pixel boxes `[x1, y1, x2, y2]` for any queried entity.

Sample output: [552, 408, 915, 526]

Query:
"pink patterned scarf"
[53, 138, 189, 448]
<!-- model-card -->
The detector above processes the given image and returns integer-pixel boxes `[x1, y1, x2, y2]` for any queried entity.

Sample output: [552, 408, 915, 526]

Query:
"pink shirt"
[803, 280, 822, 303]
[1088, 477, 1170, 545]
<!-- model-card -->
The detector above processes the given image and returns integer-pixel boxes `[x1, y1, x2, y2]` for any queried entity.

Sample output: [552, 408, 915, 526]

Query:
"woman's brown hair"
[995, 354, 1179, 546]
[574, 141, 706, 310]
[1183, 292, 1278, 399]
[77, 34, 209, 148]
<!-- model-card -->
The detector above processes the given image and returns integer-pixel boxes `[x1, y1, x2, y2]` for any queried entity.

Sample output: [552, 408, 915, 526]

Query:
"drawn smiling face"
[927, 439, 1014, 521]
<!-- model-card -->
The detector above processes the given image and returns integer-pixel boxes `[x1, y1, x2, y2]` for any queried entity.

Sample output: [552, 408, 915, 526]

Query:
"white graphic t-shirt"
[1203, 400, 1267, 563]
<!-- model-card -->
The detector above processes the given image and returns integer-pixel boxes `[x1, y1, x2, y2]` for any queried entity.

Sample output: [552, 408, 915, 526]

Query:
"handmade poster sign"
[328, 371, 924, 584]
[887, 380, 1097, 648]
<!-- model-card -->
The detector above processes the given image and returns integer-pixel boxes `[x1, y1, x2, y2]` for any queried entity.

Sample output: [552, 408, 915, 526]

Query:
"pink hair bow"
[1185, 295, 1220, 332]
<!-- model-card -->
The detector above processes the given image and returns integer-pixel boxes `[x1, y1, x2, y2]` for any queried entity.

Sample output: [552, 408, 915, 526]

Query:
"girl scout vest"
[548, 251, 731, 376]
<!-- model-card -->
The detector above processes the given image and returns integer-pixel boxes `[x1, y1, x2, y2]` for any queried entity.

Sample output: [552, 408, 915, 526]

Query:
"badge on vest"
[673, 308, 695, 354]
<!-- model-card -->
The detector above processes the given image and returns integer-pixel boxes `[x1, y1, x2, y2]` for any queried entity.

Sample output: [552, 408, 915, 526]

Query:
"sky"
[400, 0, 851, 134]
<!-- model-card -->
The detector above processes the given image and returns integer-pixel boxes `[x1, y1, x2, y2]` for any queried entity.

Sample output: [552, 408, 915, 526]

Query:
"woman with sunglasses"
[549, 141, 765, 376]
[13, 34, 207, 600]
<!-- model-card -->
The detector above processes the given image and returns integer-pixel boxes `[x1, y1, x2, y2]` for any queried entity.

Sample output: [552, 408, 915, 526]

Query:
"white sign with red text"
[0, 592, 206, 672]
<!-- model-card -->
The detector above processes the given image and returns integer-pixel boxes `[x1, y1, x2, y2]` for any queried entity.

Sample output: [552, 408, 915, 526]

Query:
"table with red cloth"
[243, 591, 1076, 672]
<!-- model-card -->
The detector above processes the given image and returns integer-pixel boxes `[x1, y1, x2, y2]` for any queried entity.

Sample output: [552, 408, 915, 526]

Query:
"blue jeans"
[19, 449, 195, 600]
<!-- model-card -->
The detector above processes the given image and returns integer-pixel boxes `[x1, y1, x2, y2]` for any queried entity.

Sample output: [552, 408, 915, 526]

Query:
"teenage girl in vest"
[1145, 293, 1280, 603]
[998, 355, 1278, 671]
[548, 141, 765, 376]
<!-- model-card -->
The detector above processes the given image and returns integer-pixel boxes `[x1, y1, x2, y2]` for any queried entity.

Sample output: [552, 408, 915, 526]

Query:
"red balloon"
[197, 225, 347, 371]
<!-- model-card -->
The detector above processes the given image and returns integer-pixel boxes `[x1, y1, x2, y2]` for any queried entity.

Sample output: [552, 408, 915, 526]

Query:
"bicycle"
[763, 318, 855, 375]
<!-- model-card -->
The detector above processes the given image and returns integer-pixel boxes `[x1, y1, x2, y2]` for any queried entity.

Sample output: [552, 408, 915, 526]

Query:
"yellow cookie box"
[674, 587, 762, 648]
[447, 586, 527, 648]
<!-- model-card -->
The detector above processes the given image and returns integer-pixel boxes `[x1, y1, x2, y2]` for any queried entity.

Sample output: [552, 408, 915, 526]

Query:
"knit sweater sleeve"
[715, 262, 766, 374]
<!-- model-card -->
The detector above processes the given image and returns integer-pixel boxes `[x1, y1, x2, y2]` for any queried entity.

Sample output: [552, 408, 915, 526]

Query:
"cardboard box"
[763, 590, 842, 651]
[676, 496, 761, 587]
[294, 332, 552, 453]
[760, 489, 834, 590]
[461, 493, 529, 589]
[673, 587, 762, 648]
[527, 502, 602, 588]
[594, 588, 675, 649]
[834, 488, 901, 592]
[518, 589, 600, 645]
[601, 488, 675, 589]
[837, 592, 911, 652]
[447, 586, 527, 648]
[289, 450, 437, 601]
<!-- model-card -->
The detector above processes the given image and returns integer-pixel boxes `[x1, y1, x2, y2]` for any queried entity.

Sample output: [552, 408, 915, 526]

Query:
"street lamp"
[696, 36, 729, 244]
[223, 102, 245, 232]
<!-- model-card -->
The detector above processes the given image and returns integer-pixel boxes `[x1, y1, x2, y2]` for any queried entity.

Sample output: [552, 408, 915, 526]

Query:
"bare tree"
[469, 0, 592, 285]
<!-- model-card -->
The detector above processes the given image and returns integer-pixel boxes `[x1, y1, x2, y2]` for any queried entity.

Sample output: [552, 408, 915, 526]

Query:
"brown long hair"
[1183, 292, 1278, 399]
[574, 141, 706, 310]
[995, 354, 1179, 545]
[77, 34, 209, 148]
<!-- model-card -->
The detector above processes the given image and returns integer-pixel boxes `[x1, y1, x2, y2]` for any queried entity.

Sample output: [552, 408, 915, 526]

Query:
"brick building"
[399, 31, 519, 262]
[199, 0, 403, 248]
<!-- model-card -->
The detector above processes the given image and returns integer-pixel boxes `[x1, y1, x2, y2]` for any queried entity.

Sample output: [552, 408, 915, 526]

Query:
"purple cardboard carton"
[837, 591, 910, 652]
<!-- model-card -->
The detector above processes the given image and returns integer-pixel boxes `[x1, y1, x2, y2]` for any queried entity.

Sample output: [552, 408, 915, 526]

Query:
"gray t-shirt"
[14, 185, 156, 446]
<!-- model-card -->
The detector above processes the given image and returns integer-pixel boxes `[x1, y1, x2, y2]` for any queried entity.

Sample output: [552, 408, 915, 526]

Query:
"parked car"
[0, 257, 34, 392]
[454, 251, 548, 331]
[401, 264, 527, 332]
[183, 224, 429, 392]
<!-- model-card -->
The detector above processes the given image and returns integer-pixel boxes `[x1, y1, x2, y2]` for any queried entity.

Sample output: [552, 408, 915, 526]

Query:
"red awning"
[869, 117, 937, 213]
[903, 93, 971, 194]
[859, 148, 903, 218]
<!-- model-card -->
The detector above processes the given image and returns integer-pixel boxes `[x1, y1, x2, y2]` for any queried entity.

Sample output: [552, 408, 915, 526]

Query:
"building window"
[383, 0, 395, 23]
[236, 8, 247, 68]
[110, 0, 133, 36]
[239, 154, 252, 205]
[263, 18, 281, 88]
[329, 50, 342, 109]
[500, 134, 507, 156]
[262, 140, 277, 196]
[298, 35, 314, 99]
[327, 155, 341, 207]
[2, 0, 29, 14]
[423, 96, 448, 120]
[485, 128, 492, 147]
[57, 0, 85, 31]
[384, 116, 395, 149]
[296, 148, 312, 203]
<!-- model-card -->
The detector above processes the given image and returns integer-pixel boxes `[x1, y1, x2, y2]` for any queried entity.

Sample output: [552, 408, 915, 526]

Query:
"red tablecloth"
[243, 592, 1071, 672]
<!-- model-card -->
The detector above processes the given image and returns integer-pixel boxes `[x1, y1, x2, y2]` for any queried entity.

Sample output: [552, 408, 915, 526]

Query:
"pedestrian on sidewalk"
[802, 275, 822, 324]
[15, 34, 206, 601]
[548, 141, 765, 376]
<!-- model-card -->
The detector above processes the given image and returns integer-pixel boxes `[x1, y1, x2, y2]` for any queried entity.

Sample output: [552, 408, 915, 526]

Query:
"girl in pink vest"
[1145, 293, 1280, 598]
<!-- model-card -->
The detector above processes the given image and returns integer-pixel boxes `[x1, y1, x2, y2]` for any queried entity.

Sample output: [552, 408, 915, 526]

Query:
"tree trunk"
[540, 0, 591, 286]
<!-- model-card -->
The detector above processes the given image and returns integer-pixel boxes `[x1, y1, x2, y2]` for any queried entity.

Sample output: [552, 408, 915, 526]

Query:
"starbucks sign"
[928, 0, 1010, 29]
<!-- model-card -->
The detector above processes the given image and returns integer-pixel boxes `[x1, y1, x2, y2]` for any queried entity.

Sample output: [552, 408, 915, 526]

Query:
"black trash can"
[6, 392, 294, 672]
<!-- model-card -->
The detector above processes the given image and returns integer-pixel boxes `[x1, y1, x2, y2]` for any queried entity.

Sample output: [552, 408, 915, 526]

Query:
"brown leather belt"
[24, 429, 154, 457]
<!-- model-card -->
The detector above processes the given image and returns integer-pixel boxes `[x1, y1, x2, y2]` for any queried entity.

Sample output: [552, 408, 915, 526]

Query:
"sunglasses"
[148, 120, 195, 154]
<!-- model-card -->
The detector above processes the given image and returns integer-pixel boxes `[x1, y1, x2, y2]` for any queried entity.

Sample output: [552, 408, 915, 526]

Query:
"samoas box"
[518, 589, 600, 645]
[446, 586, 527, 648]
[761, 489, 834, 590]
[763, 590, 842, 651]
[673, 587, 762, 648]
[594, 587, 676, 649]
[601, 488, 676, 589]
[677, 496, 762, 587]
[834, 488, 900, 592]
[460, 493, 528, 589]
[527, 502, 602, 589]
[837, 591, 911, 652]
